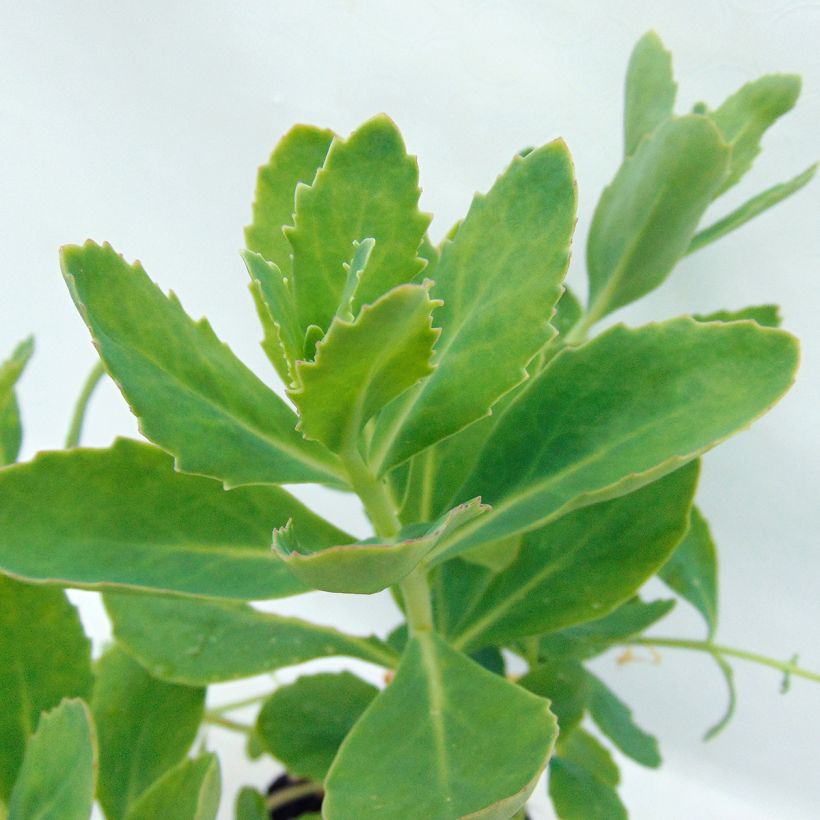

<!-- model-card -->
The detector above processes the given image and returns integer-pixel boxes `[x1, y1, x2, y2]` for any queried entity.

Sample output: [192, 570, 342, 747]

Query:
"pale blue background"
[1, 1, 818, 817]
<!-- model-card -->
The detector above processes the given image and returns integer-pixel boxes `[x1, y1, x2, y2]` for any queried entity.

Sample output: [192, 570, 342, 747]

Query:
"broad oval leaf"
[61, 241, 343, 487]
[7, 699, 97, 820]
[436, 317, 798, 560]
[104, 592, 398, 685]
[323, 632, 557, 819]
[235, 787, 268, 820]
[0, 439, 350, 600]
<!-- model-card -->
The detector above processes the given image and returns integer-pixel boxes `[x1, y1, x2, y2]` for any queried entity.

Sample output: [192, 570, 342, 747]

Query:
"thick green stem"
[65, 360, 107, 448]
[400, 567, 434, 634]
[266, 780, 323, 811]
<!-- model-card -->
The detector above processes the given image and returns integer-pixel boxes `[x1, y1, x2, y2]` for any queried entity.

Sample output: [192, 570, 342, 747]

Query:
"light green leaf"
[61, 241, 342, 487]
[248, 279, 291, 383]
[324, 632, 557, 819]
[370, 139, 576, 474]
[257, 672, 378, 781]
[688, 164, 816, 254]
[549, 286, 583, 340]
[0, 439, 350, 600]
[450, 463, 698, 652]
[548, 756, 627, 820]
[235, 786, 267, 820]
[0, 338, 33, 466]
[557, 729, 620, 788]
[436, 318, 798, 560]
[0, 575, 93, 800]
[105, 592, 398, 685]
[288, 283, 440, 454]
[517, 660, 590, 735]
[624, 31, 677, 156]
[337, 238, 375, 321]
[587, 673, 661, 768]
[659, 506, 718, 637]
[246, 124, 335, 273]
[460, 534, 521, 573]
[285, 115, 430, 334]
[694, 304, 782, 328]
[709, 74, 801, 196]
[274, 499, 487, 594]
[7, 699, 96, 820]
[586, 116, 730, 323]
[92, 647, 205, 819]
[124, 754, 220, 820]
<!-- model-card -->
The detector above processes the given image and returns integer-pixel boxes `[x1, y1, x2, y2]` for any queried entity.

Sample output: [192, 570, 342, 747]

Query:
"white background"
[1, 1, 819, 818]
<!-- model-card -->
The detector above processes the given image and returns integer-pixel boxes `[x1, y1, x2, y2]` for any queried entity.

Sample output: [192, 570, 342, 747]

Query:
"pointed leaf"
[659, 506, 718, 637]
[0, 338, 33, 466]
[694, 304, 781, 328]
[124, 754, 220, 820]
[285, 115, 430, 334]
[450, 463, 698, 651]
[336, 238, 375, 321]
[437, 318, 798, 560]
[92, 647, 205, 819]
[105, 592, 398, 685]
[0, 439, 350, 600]
[275, 499, 487, 594]
[0, 575, 93, 800]
[7, 700, 96, 820]
[61, 241, 342, 487]
[257, 672, 378, 781]
[289, 283, 440, 453]
[624, 31, 677, 156]
[688, 163, 816, 254]
[548, 756, 627, 820]
[370, 139, 577, 473]
[586, 116, 730, 322]
[324, 632, 557, 819]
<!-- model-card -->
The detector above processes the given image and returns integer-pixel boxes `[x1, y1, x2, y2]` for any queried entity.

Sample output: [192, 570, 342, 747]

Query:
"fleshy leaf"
[460, 534, 521, 573]
[61, 241, 343, 487]
[323, 632, 557, 819]
[289, 283, 440, 454]
[624, 31, 677, 156]
[7, 700, 96, 820]
[694, 305, 782, 328]
[105, 592, 398, 685]
[124, 754, 220, 820]
[556, 729, 620, 788]
[235, 787, 267, 820]
[336, 238, 375, 321]
[517, 660, 590, 735]
[449, 463, 698, 651]
[658, 506, 718, 637]
[369, 139, 577, 474]
[256, 672, 378, 781]
[436, 318, 798, 560]
[0, 575, 93, 800]
[688, 164, 816, 254]
[285, 115, 430, 334]
[0, 338, 33, 466]
[586, 116, 730, 323]
[274, 499, 487, 594]
[0, 439, 351, 600]
[92, 647, 205, 820]
[548, 756, 627, 820]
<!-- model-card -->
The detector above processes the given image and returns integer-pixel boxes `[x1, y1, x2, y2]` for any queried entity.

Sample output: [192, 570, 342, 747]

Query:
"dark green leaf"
[518, 660, 590, 734]
[548, 756, 627, 820]
[557, 729, 620, 788]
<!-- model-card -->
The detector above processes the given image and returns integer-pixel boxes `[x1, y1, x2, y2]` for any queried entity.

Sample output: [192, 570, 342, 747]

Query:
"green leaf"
[336, 237, 375, 321]
[324, 632, 557, 819]
[688, 164, 816, 254]
[369, 139, 577, 474]
[437, 317, 798, 560]
[548, 756, 627, 820]
[517, 660, 590, 735]
[285, 115, 430, 334]
[694, 304, 782, 328]
[124, 754, 220, 820]
[659, 506, 718, 637]
[61, 241, 342, 488]
[235, 786, 267, 820]
[0, 338, 33, 466]
[257, 672, 378, 781]
[587, 673, 661, 768]
[624, 31, 677, 156]
[0, 439, 351, 600]
[246, 124, 335, 273]
[0, 575, 93, 800]
[7, 700, 96, 820]
[432, 557, 495, 641]
[288, 283, 439, 454]
[92, 647, 205, 819]
[709, 74, 801, 196]
[248, 280, 291, 383]
[557, 729, 620, 788]
[450, 464, 697, 651]
[460, 534, 521, 573]
[105, 592, 398, 685]
[586, 116, 730, 323]
[275, 499, 487, 595]
[550, 286, 583, 340]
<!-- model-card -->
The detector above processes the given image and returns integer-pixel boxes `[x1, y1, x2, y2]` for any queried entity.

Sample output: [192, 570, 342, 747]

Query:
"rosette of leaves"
[0, 31, 817, 820]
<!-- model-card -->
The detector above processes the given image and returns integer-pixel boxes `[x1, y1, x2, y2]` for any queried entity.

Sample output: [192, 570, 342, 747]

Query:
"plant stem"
[400, 567, 434, 634]
[266, 780, 323, 811]
[207, 692, 271, 715]
[65, 359, 106, 448]
[202, 712, 253, 734]
[523, 636, 540, 669]
[630, 637, 820, 684]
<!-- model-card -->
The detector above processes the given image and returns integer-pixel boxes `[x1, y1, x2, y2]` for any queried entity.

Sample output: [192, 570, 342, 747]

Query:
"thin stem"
[523, 636, 540, 669]
[400, 567, 434, 634]
[65, 360, 107, 448]
[202, 713, 253, 735]
[266, 780, 323, 811]
[207, 692, 271, 715]
[631, 637, 820, 685]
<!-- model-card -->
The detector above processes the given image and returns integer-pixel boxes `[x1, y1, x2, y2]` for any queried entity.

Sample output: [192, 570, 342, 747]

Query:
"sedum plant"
[0, 31, 818, 820]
